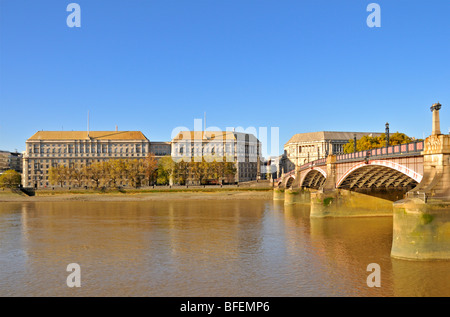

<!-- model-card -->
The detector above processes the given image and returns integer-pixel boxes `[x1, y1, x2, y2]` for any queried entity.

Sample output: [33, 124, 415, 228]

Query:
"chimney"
[115, 125, 118, 132]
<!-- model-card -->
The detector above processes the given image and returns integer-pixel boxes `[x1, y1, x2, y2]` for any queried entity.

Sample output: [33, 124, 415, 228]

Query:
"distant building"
[171, 131, 261, 183]
[0, 150, 22, 174]
[283, 131, 383, 170]
[260, 156, 281, 180]
[149, 141, 172, 159]
[22, 131, 150, 188]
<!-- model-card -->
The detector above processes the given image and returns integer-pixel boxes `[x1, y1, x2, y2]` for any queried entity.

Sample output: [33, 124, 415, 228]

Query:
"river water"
[0, 199, 449, 297]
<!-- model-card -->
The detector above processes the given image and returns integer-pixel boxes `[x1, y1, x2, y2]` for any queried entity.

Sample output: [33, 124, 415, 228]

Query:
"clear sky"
[0, 0, 449, 155]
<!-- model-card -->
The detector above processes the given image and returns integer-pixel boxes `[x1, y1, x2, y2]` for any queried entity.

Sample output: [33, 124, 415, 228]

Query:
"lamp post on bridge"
[353, 134, 357, 153]
[385, 122, 390, 147]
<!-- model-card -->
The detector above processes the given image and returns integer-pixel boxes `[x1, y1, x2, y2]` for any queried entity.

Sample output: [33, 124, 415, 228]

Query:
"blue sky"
[0, 0, 449, 155]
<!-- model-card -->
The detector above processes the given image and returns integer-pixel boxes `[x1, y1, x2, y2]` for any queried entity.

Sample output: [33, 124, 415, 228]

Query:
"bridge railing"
[335, 140, 424, 162]
[296, 140, 424, 171]
[274, 169, 295, 183]
[277, 140, 424, 182]
[299, 158, 327, 170]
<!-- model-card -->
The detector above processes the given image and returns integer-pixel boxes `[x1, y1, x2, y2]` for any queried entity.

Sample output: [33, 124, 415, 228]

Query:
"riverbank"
[0, 187, 273, 202]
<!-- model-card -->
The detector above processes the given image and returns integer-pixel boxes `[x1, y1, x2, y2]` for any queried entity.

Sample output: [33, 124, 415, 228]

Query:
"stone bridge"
[278, 141, 424, 200]
[273, 103, 450, 261]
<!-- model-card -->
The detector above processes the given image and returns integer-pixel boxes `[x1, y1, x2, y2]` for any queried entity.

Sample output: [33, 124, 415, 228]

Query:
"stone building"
[260, 156, 281, 180]
[149, 141, 172, 159]
[171, 131, 261, 183]
[0, 150, 22, 173]
[22, 131, 150, 188]
[283, 131, 383, 170]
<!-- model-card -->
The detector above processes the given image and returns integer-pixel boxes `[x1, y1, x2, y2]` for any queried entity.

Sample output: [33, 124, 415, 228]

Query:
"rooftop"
[172, 131, 259, 142]
[285, 131, 383, 146]
[27, 131, 149, 141]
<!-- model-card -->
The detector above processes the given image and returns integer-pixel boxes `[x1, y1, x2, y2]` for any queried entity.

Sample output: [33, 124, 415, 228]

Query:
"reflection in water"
[0, 200, 448, 296]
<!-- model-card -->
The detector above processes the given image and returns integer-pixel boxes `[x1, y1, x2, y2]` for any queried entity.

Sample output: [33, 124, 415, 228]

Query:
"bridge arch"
[337, 160, 422, 194]
[285, 176, 295, 188]
[300, 168, 326, 189]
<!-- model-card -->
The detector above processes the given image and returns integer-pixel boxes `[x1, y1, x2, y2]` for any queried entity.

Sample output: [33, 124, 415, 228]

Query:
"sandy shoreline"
[0, 190, 273, 202]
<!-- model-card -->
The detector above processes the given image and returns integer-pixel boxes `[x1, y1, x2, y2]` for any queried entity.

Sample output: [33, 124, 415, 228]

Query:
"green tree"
[157, 156, 175, 185]
[224, 162, 237, 184]
[126, 159, 145, 188]
[49, 164, 69, 187]
[0, 170, 21, 189]
[144, 153, 158, 186]
[344, 132, 417, 153]
[197, 160, 209, 185]
[174, 159, 189, 185]
[69, 163, 85, 188]
[106, 159, 126, 188]
[86, 162, 104, 188]
[389, 132, 413, 145]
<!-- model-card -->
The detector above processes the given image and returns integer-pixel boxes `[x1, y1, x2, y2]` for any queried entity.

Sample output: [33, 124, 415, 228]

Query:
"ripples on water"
[0, 200, 448, 296]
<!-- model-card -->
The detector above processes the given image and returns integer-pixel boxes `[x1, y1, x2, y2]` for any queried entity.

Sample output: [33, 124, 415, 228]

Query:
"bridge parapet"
[335, 141, 424, 163]
[298, 158, 327, 172]
[274, 169, 295, 186]
[295, 140, 424, 173]
[277, 140, 424, 189]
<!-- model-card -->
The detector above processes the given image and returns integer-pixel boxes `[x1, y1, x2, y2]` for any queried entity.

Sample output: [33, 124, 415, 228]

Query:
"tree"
[49, 164, 69, 187]
[69, 163, 85, 188]
[126, 159, 145, 188]
[196, 160, 209, 185]
[143, 153, 158, 186]
[106, 159, 126, 188]
[212, 160, 224, 184]
[224, 162, 237, 184]
[86, 162, 104, 188]
[157, 156, 175, 185]
[344, 132, 417, 153]
[0, 170, 21, 188]
[389, 132, 413, 145]
[174, 159, 189, 185]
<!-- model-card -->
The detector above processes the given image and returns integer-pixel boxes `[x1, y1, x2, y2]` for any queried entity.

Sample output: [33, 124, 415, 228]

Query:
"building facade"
[149, 141, 172, 159]
[283, 131, 383, 170]
[0, 150, 22, 174]
[260, 156, 281, 180]
[171, 131, 261, 183]
[22, 131, 150, 188]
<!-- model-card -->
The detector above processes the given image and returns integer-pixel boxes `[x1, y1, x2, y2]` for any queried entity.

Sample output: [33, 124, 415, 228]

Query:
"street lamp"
[353, 134, 357, 153]
[385, 123, 390, 147]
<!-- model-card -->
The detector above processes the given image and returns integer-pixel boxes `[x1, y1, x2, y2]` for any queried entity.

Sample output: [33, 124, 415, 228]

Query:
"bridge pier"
[273, 188, 285, 201]
[284, 188, 311, 205]
[391, 103, 450, 260]
[311, 189, 394, 218]
[391, 198, 450, 260]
